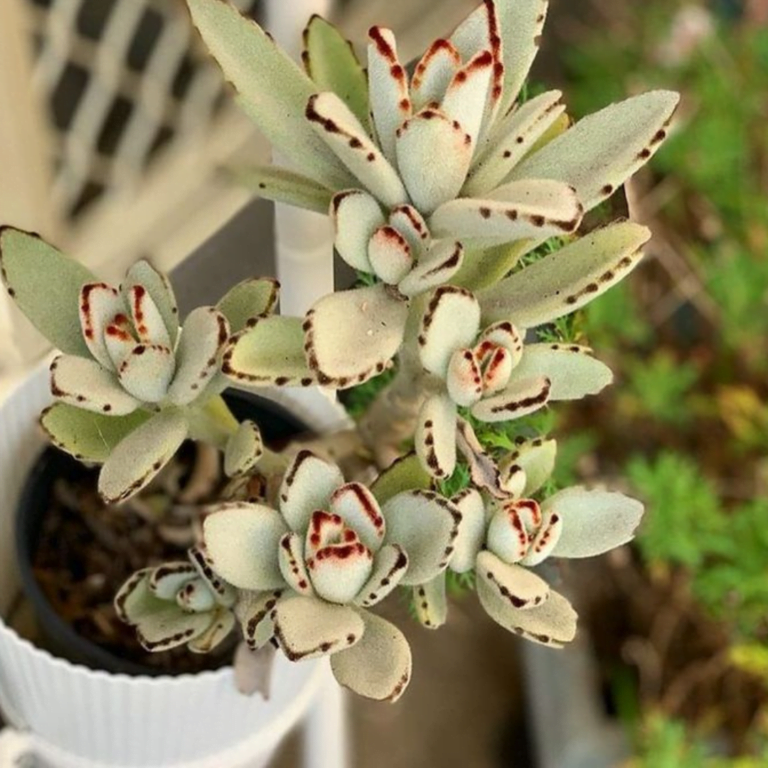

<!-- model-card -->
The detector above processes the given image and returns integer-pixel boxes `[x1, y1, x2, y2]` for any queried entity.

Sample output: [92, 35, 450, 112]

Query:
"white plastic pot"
[0, 364, 352, 768]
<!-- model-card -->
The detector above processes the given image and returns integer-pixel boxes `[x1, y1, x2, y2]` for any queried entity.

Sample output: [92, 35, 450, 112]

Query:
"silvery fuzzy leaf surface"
[237, 590, 283, 651]
[304, 284, 408, 388]
[233, 165, 334, 214]
[40, 404, 151, 464]
[465, 90, 565, 196]
[476, 551, 550, 610]
[367, 26, 411, 165]
[415, 392, 457, 480]
[470, 375, 551, 423]
[122, 260, 179, 346]
[382, 490, 462, 586]
[332, 190, 385, 272]
[49, 355, 140, 416]
[397, 240, 464, 298]
[217, 277, 280, 334]
[279, 449, 345, 533]
[411, 38, 461, 111]
[449, 488, 487, 573]
[430, 179, 582, 243]
[329, 483, 386, 551]
[79, 283, 126, 369]
[330, 611, 412, 702]
[455, 417, 506, 497]
[148, 562, 198, 600]
[224, 420, 264, 479]
[546, 488, 644, 559]
[202, 503, 287, 591]
[117, 344, 176, 403]
[167, 307, 229, 406]
[476, 576, 577, 648]
[223, 316, 315, 387]
[278, 532, 314, 596]
[306, 526, 374, 604]
[354, 544, 409, 608]
[98, 409, 188, 504]
[307, 92, 408, 207]
[125, 284, 172, 348]
[500, 437, 557, 497]
[478, 221, 651, 327]
[0, 227, 96, 357]
[303, 15, 370, 130]
[419, 286, 481, 377]
[368, 226, 414, 285]
[509, 91, 680, 212]
[413, 575, 448, 630]
[395, 107, 473, 215]
[186, 0, 352, 189]
[504, 344, 613, 401]
[273, 594, 364, 661]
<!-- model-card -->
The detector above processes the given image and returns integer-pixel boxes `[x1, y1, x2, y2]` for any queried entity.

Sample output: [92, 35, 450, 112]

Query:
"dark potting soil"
[30, 444, 250, 673]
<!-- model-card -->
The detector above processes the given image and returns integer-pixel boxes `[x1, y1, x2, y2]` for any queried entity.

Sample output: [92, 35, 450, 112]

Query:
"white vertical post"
[303, 662, 350, 768]
[266, 0, 336, 317]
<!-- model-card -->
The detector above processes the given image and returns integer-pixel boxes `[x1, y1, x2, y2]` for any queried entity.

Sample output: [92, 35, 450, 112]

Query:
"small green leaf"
[217, 277, 279, 334]
[303, 15, 370, 130]
[41, 403, 151, 463]
[0, 228, 96, 356]
[230, 166, 334, 215]
[370, 453, 432, 506]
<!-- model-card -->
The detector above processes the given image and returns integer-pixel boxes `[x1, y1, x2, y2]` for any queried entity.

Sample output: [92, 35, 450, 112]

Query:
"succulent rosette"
[409, 445, 644, 646]
[201, 450, 462, 701]
[115, 547, 237, 654]
[413, 285, 613, 478]
[0, 227, 284, 504]
[188, 0, 679, 387]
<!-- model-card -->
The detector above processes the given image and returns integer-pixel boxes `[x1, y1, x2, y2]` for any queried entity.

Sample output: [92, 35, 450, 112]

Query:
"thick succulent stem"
[358, 298, 433, 467]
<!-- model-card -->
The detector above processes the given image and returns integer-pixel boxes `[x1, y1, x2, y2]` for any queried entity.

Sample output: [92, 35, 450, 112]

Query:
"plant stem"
[186, 395, 240, 449]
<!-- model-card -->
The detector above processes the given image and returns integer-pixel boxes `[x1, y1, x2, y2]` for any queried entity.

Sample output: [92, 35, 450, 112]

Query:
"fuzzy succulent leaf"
[279, 450, 345, 532]
[450, 489, 487, 573]
[232, 165, 334, 214]
[303, 15, 369, 129]
[419, 286, 481, 377]
[478, 221, 650, 327]
[476, 551, 550, 610]
[307, 92, 408, 207]
[236, 590, 283, 651]
[476, 578, 578, 648]
[331, 611, 412, 702]
[503, 438, 557, 497]
[430, 179, 582, 242]
[382, 490, 462, 586]
[167, 307, 229, 406]
[41, 404, 151, 463]
[470, 376, 551, 423]
[354, 544, 409, 608]
[149, 562, 198, 599]
[304, 284, 407, 387]
[370, 453, 432, 506]
[331, 190, 384, 273]
[413, 575, 448, 629]
[506, 344, 613, 401]
[510, 91, 679, 212]
[466, 90, 565, 196]
[203, 503, 287, 590]
[0, 227, 97, 357]
[217, 277, 279, 334]
[49, 355, 140, 416]
[117, 344, 175, 404]
[273, 595, 364, 661]
[98, 410, 188, 503]
[547, 488, 644, 559]
[122, 261, 179, 346]
[188, 609, 236, 654]
[224, 420, 264, 479]
[396, 107, 473, 215]
[397, 240, 464, 298]
[415, 393, 457, 480]
[224, 316, 314, 387]
[186, 0, 351, 188]
[330, 483, 386, 551]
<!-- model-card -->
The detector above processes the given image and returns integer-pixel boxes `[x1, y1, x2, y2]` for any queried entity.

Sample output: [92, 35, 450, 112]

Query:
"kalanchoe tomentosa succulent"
[188, 0, 678, 388]
[115, 548, 237, 654]
[202, 449, 462, 701]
